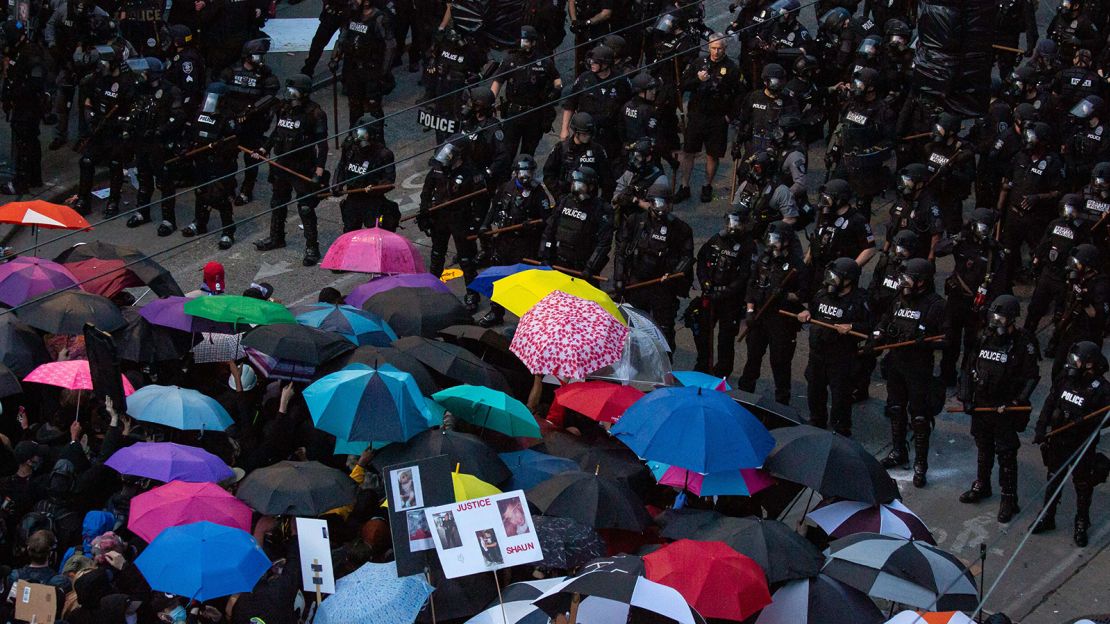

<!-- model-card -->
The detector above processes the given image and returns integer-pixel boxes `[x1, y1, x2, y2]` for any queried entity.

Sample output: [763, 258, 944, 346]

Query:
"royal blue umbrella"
[611, 387, 774, 473]
[500, 449, 579, 490]
[293, 303, 398, 346]
[469, 263, 552, 298]
[134, 521, 270, 602]
[126, 385, 234, 432]
[304, 363, 432, 443]
[672, 371, 732, 391]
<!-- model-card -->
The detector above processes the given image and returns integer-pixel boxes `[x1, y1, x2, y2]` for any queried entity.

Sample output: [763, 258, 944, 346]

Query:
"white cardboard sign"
[423, 490, 543, 578]
[296, 517, 336, 595]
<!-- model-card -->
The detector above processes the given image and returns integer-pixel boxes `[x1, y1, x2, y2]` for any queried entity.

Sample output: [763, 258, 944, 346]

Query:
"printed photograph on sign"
[406, 509, 434, 552]
[432, 510, 463, 549]
[476, 529, 504, 566]
[498, 497, 531, 537]
[391, 466, 424, 511]
[423, 491, 543, 578]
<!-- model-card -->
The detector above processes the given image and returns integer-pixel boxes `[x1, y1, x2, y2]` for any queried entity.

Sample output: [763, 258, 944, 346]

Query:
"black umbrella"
[437, 324, 512, 353]
[0, 363, 22, 398]
[660, 513, 823, 583]
[531, 568, 706, 624]
[416, 570, 497, 623]
[371, 428, 511, 485]
[0, 314, 49, 377]
[533, 515, 606, 572]
[654, 508, 723, 537]
[755, 574, 884, 624]
[763, 425, 900, 505]
[54, 241, 183, 297]
[15, 289, 126, 334]
[324, 345, 439, 395]
[576, 447, 654, 496]
[392, 336, 510, 392]
[241, 324, 354, 366]
[113, 308, 193, 363]
[576, 553, 646, 576]
[362, 288, 473, 338]
[236, 460, 357, 516]
[526, 470, 652, 531]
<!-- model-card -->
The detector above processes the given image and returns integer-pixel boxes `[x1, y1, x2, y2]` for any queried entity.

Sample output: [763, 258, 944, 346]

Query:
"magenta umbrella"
[0, 257, 80, 306]
[24, 359, 136, 394]
[345, 274, 451, 308]
[320, 228, 425, 274]
[128, 480, 253, 544]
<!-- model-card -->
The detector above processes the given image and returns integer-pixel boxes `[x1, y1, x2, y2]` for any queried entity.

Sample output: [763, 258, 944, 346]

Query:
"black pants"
[1041, 433, 1099, 522]
[939, 295, 980, 385]
[238, 128, 266, 197]
[885, 355, 935, 465]
[134, 141, 174, 222]
[1024, 272, 1066, 333]
[626, 286, 680, 353]
[738, 315, 798, 402]
[429, 218, 477, 283]
[693, 302, 742, 378]
[341, 195, 399, 232]
[806, 351, 855, 436]
[10, 119, 42, 191]
[303, 11, 346, 76]
[269, 170, 322, 246]
[502, 107, 549, 160]
[195, 179, 237, 236]
[78, 142, 124, 207]
[1001, 209, 1044, 278]
[344, 71, 385, 127]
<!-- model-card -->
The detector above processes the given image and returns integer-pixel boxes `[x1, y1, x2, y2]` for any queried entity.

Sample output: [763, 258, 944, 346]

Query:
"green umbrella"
[432, 384, 541, 438]
[184, 295, 296, 327]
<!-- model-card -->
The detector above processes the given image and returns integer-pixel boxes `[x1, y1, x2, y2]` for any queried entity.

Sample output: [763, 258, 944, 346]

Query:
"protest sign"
[423, 490, 542, 578]
[383, 455, 452, 576]
[295, 517, 336, 596]
[14, 581, 57, 624]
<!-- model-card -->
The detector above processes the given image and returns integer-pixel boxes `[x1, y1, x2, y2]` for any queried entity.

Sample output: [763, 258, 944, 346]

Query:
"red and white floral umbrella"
[510, 291, 629, 379]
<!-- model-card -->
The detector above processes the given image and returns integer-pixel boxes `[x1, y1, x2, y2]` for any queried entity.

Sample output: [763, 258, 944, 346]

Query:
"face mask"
[988, 312, 1011, 335]
[286, 86, 303, 101]
[1063, 203, 1079, 220]
[824, 269, 844, 294]
[972, 221, 991, 240]
[888, 36, 907, 52]
[572, 180, 590, 199]
[516, 169, 533, 183]
[726, 214, 744, 234]
[898, 273, 917, 295]
[249, 53, 263, 65]
[574, 131, 592, 144]
[894, 245, 911, 260]
[168, 606, 187, 624]
[766, 77, 782, 93]
[1067, 256, 1084, 280]
[851, 79, 866, 98]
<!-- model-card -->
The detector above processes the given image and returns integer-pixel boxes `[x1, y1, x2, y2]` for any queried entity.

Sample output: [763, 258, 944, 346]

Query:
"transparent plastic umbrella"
[587, 304, 672, 387]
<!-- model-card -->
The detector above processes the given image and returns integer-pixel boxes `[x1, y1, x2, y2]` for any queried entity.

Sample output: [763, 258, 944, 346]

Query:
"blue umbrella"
[672, 370, 732, 391]
[611, 387, 774, 473]
[293, 303, 398, 346]
[305, 363, 432, 443]
[469, 263, 552, 298]
[316, 562, 434, 624]
[126, 385, 234, 432]
[333, 398, 444, 455]
[500, 449, 579, 490]
[134, 521, 270, 602]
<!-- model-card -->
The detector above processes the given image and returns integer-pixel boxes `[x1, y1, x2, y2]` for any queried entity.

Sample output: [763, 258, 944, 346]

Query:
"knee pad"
[885, 404, 905, 419]
[298, 205, 315, 218]
[79, 156, 93, 172]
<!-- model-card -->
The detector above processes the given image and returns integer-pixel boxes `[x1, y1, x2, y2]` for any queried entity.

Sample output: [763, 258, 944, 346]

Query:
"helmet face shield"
[1070, 98, 1096, 120]
[823, 268, 844, 293]
[202, 92, 220, 114]
[973, 220, 992, 240]
[434, 143, 460, 167]
[650, 196, 670, 215]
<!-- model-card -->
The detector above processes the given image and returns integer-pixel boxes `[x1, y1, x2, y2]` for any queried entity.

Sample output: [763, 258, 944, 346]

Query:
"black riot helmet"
[242, 38, 270, 66]
[570, 112, 595, 142]
[969, 207, 998, 241]
[1058, 0, 1079, 17]
[850, 67, 879, 99]
[125, 57, 164, 85]
[1060, 193, 1083, 221]
[354, 114, 384, 146]
[647, 181, 672, 218]
[571, 166, 598, 200]
[778, 114, 802, 143]
[1070, 95, 1105, 123]
[1013, 103, 1039, 132]
[520, 25, 539, 51]
[1032, 39, 1058, 68]
[1065, 340, 1108, 379]
[824, 257, 861, 294]
[628, 139, 654, 173]
[1024, 121, 1051, 150]
[168, 24, 192, 48]
[603, 34, 626, 59]
[588, 45, 614, 71]
[1009, 64, 1037, 97]
[91, 44, 118, 75]
[461, 87, 494, 118]
[433, 137, 463, 168]
[884, 18, 910, 52]
[765, 221, 792, 258]
[747, 151, 774, 183]
[761, 63, 785, 95]
[630, 73, 658, 101]
[987, 294, 1021, 335]
[793, 54, 816, 79]
[818, 7, 851, 36]
[285, 73, 312, 103]
[653, 13, 677, 35]
[1092, 162, 1110, 199]
[770, 0, 800, 21]
[201, 81, 226, 114]
[819, 178, 852, 212]
[1067, 243, 1101, 280]
[891, 229, 919, 260]
[933, 112, 961, 143]
[898, 257, 934, 295]
[898, 163, 929, 198]
[514, 154, 537, 183]
[856, 35, 881, 61]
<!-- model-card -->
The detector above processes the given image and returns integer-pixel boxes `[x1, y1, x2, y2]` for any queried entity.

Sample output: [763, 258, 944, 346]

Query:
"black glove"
[962, 402, 974, 416]
[570, 20, 582, 34]
[327, 58, 340, 74]
[580, 269, 594, 281]
[612, 280, 625, 293]
[416, 212, 431, 235]
[1033, 429, 1047, 445]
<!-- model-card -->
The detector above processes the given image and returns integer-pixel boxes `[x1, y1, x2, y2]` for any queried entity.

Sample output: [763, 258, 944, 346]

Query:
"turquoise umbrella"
[305, 364, 432, 443]
[432, 384, 541, 438]
[333, 398, 444, 455]
[126, 385, 234, 432]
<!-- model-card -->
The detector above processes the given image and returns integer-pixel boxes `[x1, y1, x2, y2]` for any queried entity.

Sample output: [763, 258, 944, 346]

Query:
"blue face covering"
[169, 606, 187, 624]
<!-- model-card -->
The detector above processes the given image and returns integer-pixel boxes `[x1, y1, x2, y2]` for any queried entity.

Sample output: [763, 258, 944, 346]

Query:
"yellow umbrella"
[491, 269, 625, 324]
[382, 465, 501, 508]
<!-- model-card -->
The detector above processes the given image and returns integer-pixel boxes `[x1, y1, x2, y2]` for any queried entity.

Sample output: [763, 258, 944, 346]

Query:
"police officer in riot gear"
[613, 185, 694, 351]
[180, 83, 239, 247]
[692, 210, 759, 377]
[1079, 161, 1110, 222]
[301, 0, 354, 76]
[418, 138, 483, 309]
[734, 63, 797, 161]
[957, 294, 1040, 523]
[220, 39, 280, 206]
[975, 102, 1032, 213]
[561, 44, 630, 178]
[876, 19, 914, 110]
[798, 257, 870, 436]
[1056, 49, 1101, 111]
[45, 0, 109, 150]
[738, 221, 806, 405]
[164, 25, 206, 118]
[922, 112, 975, 235]
[477, 155, 553, 327]
[731, 151, 800, 237]
[423, 28, 488, 142]
[331, 0, 395, 127]
[1008, 63, 1058, 115]
[887, 163, 943, 261]
[1025, 195, 1092, 333]
[1000, 121, 1065, 279]
[1047, 0, 1102, 63]
[491, 25, 562, 159]
[806, 178, 876, 286]
[613, 139, 667, 222]
[739, 0, 810, 85]
[783, 55, 825, 148]
[875, 258, 947, 487]
[617, 74, 662, 150]
[460, 87, 512, 191]
[1063, 95, 1110, 190]
[543, 112, 612, 201]
[776, 115, 810, 212]
[540, 166, 614, 280]
[333, 114, 398, 232]
[75, 45, 128, 215]
[1049, 244, 1110, 377]
[1033, 340, 1110, 547]
[993, 0, 1039, 78]
[0, 20, 46, 196]
[828, 67, 895, 208]
[253, 74, 330, 266]
[123, 57, 185, 232]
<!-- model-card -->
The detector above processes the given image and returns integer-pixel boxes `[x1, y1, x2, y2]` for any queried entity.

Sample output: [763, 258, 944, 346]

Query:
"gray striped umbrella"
[822, 533, 978, 612]
[755, 574, 884, 624]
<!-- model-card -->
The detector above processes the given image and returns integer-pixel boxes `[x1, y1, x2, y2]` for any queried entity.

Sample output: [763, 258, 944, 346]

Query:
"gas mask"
[1095, 176, 1110, 200]
[1065, 352, 1092, 379]
[987, 311, 1013, 335]
[765, 76, 783, 95]
[887, 35, 907, 53]
[1023, 127, 1040, 150]
[898, 174, 918, 198]
[931, 123, 947, 143]
[766, 232, 787, 258]
[285, 86, 304, 102]
[823, 268, 847, 294]
[572, 180, 592, 200]
[1062, 201, 1080, 221]
[649, 196, 671, 218]
[893, 245, 912, 261]
[1067, 255, 1087, 281]
[818, 193, 836, 214]
[972, 220, 992, 241]
[514, 165, 534, 185]
[573, 130, 592, 145]
[726, 213, 746, 235]
[898, 273, 918, 295]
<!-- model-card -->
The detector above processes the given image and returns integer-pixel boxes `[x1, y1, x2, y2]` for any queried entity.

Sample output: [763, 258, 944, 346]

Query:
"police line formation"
[3, 0, 1110, 551]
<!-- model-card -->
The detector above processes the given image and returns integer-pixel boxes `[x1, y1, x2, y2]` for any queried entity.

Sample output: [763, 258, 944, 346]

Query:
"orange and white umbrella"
[886, 611, 974, 624]
[0, 200, 90, 230]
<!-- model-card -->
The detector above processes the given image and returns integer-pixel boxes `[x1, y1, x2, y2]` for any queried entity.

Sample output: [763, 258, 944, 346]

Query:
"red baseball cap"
[203, 261, 225, 294]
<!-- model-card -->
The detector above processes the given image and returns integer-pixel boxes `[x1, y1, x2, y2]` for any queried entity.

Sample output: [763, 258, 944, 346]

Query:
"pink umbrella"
[510, 291, 629, 379]
[655, 465, 775, 497]
[320, 228, 425, 274]
[24, 359, 136, 394]
[128, 480, 253, 543]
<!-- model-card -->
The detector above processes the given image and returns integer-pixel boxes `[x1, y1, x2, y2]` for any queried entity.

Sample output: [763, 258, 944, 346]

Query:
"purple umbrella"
[105, 441, 235, 483]
[0, 257, 80, 306]
[140, 296, 233, 333]
[346, 276, 451, 309]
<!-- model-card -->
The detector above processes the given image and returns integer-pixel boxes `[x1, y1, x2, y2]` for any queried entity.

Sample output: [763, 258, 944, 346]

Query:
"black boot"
[960, 447, 995, 503]
[255, 217, 286, 251]
[1031, 491, 1059, 534]
[1074, 488, 1092, 547]
[959, 481, 993, 503]
[478, 310, 504, 328]
[913, 462, 928, 488]
[881, 413, 909, 469]
[103, 201, 119, 217]
[996, 452, 1019, 523]
[302, 244, 321, 266]
[998, 495, 1019, 523]
[464, 290, 480, 313]
[911, 422, 930, 487]
[1074, 517, 1090, 547]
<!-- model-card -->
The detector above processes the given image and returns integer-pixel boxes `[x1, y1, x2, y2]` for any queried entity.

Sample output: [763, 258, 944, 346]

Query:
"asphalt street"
[0, 1, 1106, 621]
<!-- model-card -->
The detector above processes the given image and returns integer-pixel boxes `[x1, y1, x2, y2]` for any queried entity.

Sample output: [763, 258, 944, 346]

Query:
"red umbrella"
[320, 228, 425, 274]
[547, 380, 644, 426]
[0, 200, 90, 229]
[643, 539, 771, 622]
[62, 258, 142, 298]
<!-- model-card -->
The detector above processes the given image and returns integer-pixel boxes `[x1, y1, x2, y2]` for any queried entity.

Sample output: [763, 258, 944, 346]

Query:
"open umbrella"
[0, 363, 21, 398]
[808, 499, 935, 544]
[0, 314, 50, 377]
[437, 324, 513, 354]
[114, 308, 193, 363]
[547, 381, 643, 426]
[128, 481, 253, 543]
[25, 359, 136, 394]
[763, 425, 900, 505]
[526, 470, 652, 531]
[293, 303, 397, 346]
[126, 385, 233, 432]
[822, 533, 978, 611]
[534, 516, 606, 572]
[0, 200, 90, 230]
[362, 288, 473, 338]
[587, 304, 672, 386]
[236, 460, 357, 516]
[0, 257, 80, 306]
[499, 449, 579, 491]
[242, 324, 354, 366]
[755, 574, 885, 624]
[612, 387, 774, 473]
[54, 241, 182, 297]
[345, 273, 450, 308]
[135, 521, 270, 602]
[465, 578, 564, 624]
[184, 295, 295, 327]
[315, 562, 434, 624]
[432, 385, 540, 438]
[450, 470, 502, 500]
[643, 540, 771, 621]
[531, 571, 704, 624]
[15, 289, 125, 333]
[371, 429, 511, 485]
[320, 227, 425, 274]
[394, 336, 511, 392]
[305, 363, 431, 443]
[469, 263, 551, 298]
[105, 442, 234, 483]
[885, 612, 974, 624]
[672, 371, 731, 391]
[647, 462, 774, 497]
[140, 296, 234, 333]
[510, 291, 629, 379]
[328, 345, 439, 394]
[492, 269, 624, 324]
